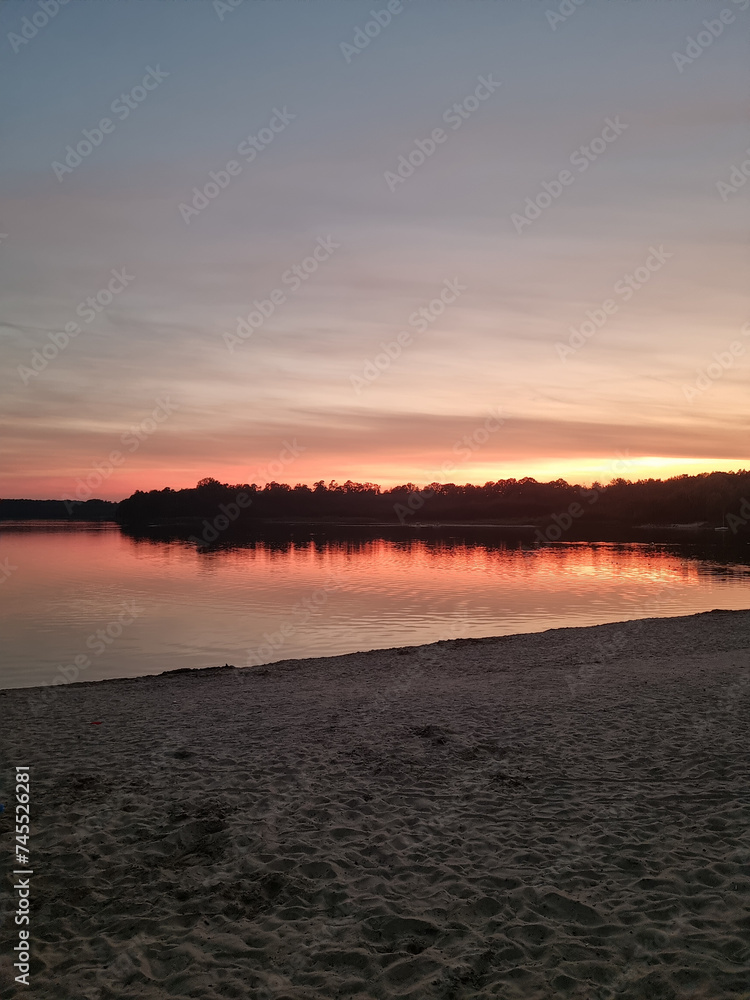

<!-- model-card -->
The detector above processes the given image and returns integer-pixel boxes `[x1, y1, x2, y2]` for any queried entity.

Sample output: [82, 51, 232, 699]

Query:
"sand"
[1, 609, 749, 999]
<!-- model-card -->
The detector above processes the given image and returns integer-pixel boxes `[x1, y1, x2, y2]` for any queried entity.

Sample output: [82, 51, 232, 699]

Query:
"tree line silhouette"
[4, 471, 748, 533]
[0, 498, 115, 520]
[114, 471, 750, 532]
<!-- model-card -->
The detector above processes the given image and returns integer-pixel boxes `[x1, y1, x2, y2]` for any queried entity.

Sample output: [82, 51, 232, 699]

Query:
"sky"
[1, 0, 748, 501]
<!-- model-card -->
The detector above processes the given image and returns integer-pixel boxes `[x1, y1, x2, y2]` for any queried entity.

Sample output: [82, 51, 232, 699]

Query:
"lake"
[1, 522, 749, 689]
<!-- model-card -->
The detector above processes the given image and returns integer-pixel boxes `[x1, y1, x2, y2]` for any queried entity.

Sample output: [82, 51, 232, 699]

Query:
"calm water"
[1, 523, 749, 689]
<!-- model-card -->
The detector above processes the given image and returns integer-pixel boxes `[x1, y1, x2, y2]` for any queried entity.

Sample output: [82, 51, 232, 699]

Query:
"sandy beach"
[1, 609, 749, 999]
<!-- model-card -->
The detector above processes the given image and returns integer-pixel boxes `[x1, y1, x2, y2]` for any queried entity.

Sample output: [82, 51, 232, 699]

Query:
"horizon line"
[5, 466, 750, 506]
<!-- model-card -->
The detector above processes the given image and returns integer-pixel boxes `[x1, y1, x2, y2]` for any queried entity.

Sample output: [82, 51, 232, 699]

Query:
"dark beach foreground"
[1, 610, 749, 999]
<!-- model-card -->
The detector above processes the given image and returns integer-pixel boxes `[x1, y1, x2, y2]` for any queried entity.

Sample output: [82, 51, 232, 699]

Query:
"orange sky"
[1, 1, 748, 501]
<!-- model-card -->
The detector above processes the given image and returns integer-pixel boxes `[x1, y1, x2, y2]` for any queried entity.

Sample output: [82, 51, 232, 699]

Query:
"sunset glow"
[1, 1, 747, 500]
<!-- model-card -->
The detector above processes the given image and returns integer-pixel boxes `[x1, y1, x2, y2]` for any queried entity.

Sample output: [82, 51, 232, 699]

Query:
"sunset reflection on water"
[1, 523, 748, 688]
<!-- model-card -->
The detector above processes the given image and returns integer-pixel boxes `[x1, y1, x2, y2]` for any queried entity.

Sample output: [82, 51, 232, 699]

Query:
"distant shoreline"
[4, 470, 750, 535]
[0, 515, 742, 533]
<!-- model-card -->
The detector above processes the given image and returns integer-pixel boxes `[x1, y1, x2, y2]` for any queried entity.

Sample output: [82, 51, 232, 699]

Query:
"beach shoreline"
[2, 610, 749, 998]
